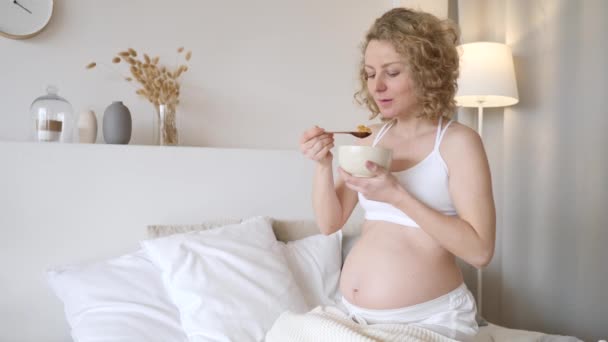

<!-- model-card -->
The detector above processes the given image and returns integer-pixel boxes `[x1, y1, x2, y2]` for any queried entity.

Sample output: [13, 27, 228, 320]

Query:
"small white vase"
[78, 109, 98, 143]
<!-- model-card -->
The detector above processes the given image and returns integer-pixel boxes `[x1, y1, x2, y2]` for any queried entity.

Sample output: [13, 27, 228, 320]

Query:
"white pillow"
[47, 249, 187, 342]
[141, 216, 308, 342]
[280, 231, 342, 309]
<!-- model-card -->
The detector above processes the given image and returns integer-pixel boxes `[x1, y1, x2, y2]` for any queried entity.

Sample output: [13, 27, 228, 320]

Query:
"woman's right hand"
[299, 126, 334, 165]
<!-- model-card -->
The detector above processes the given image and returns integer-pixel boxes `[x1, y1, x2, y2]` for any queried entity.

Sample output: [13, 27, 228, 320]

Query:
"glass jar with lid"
[30, 86, 75, 142]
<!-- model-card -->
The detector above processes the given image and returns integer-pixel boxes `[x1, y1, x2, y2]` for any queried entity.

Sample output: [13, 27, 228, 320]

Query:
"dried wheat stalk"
[86, 47, 192, 145]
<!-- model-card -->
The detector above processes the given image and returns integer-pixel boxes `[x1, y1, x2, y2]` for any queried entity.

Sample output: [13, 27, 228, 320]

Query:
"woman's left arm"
[396, 125, 496, 268]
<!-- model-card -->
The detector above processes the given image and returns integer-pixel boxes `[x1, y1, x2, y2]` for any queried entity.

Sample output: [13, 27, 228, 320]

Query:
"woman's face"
[364, 40, 418, 119]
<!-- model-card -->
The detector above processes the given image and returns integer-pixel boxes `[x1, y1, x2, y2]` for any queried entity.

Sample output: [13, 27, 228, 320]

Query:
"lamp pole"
[477, 100, 485, 139]
[476, 99, 485, 317]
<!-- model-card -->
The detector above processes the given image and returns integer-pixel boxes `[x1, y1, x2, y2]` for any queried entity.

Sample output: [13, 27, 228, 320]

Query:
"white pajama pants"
[339, 283, 479, 341]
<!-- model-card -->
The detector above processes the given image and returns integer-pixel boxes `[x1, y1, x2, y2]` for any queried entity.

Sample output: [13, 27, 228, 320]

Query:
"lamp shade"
[455, 42, 519, 108]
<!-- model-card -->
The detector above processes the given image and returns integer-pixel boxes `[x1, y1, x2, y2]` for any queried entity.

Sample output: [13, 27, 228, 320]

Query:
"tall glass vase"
[153, 104, 179, 146]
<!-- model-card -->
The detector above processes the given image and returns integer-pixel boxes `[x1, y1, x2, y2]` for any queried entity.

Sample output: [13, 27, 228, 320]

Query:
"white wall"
[394, 0, 449, 18]
[0, 0, 393, 149]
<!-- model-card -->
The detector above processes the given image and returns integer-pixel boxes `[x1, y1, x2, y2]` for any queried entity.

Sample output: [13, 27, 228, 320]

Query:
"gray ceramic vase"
[103, 101, 132, 144]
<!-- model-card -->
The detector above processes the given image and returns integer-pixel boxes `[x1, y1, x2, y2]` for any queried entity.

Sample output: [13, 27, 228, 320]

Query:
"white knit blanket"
[265, 306, 458, 342]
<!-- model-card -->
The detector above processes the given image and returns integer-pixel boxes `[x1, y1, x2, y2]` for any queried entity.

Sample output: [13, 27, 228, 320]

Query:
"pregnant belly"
[339, 222, 463, 309]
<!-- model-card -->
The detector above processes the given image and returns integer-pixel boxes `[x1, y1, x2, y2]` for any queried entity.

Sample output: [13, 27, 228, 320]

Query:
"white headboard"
[0, 142, 337, 342]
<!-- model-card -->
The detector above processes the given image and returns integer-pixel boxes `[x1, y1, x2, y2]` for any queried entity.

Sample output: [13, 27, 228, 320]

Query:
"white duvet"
[266, 306, 458, 342]
[265, 306, 583, 342]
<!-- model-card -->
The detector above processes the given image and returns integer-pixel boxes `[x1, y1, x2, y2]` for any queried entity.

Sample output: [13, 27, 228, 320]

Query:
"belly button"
[352, 288, 359, 303]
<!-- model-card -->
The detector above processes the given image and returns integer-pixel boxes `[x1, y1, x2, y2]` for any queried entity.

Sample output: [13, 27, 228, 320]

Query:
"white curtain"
[457, 1, 608, 340]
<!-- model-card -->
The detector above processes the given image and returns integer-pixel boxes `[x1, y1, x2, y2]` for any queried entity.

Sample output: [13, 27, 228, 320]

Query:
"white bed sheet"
[474, 323, 583, 342]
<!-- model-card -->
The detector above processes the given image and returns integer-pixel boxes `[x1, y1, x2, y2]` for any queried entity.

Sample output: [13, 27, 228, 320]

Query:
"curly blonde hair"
[354, 8, 460, 121]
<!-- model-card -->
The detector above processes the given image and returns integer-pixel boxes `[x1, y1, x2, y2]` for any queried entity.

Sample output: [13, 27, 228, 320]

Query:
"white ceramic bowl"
[338, 145, 393, 177]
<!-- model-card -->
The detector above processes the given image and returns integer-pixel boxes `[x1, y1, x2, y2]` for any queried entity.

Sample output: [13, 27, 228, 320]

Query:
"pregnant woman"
[299, 7, 495, 341]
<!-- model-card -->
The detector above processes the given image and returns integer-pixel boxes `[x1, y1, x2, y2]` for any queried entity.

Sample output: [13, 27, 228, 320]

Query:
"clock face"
[0, 0, 54, 39]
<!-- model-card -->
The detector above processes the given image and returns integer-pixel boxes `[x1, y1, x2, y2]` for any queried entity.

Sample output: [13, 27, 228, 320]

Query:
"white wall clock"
[0, 0, 54, 39]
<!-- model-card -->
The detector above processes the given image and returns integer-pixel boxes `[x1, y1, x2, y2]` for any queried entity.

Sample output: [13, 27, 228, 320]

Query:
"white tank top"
[358, 116, 457, 228]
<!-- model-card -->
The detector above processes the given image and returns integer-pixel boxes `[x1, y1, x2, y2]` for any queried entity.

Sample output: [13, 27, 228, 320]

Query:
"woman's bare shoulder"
[440, 121, 486, 160]
[443, 121, 481, 142]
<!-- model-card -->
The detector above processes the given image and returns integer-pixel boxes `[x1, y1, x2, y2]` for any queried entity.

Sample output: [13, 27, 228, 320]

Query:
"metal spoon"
[327, 131, 372, 139]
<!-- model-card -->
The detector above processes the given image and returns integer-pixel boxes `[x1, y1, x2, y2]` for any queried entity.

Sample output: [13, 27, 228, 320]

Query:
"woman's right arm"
[300, 126, 358, 235]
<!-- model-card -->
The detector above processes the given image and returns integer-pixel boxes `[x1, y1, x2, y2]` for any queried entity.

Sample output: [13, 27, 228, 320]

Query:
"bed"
[0, 142, 582, 341]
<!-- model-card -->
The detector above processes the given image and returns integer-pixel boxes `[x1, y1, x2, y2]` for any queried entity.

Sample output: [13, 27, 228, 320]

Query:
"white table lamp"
[455, 42, 519, 317]
[455, 42, 519, 137]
